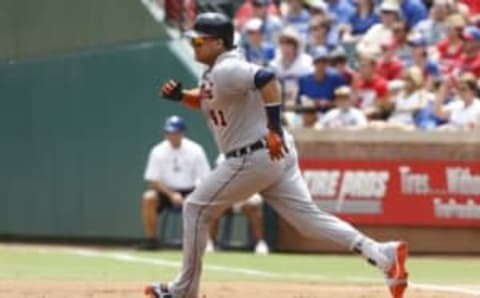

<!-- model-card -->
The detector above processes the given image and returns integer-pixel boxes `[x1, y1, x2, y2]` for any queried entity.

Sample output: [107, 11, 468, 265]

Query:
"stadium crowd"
[230, 0, 480, 131]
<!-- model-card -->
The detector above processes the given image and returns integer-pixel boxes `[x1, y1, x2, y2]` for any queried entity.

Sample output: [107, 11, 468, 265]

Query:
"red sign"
[299, 160, 480, 227]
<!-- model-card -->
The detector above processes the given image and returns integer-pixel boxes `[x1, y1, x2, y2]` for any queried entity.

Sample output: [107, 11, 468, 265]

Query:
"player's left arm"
[255, 69, 289, 160]
[160, 80, 201, 109]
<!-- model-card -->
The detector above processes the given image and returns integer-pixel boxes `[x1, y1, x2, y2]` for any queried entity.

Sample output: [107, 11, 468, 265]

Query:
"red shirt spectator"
[437, 39, 463, 63]
[375, 38, 404, 81]
[456, 54, 480, 77]
[454, 26, 480, 77]
[353, 56, 391, 120]
[461, 0, 480, 16]
[234, 0, 279, 29]
[376, 59, 404, 81]
[354, 74, 389, 110]
[436, 14, 466, 74]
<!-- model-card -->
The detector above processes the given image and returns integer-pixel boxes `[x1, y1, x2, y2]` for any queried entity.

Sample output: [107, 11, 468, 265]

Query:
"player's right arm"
[160, 80, 201, 109]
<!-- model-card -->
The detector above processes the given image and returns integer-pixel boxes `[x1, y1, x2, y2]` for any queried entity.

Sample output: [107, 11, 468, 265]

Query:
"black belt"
[225, 139, 266, 158]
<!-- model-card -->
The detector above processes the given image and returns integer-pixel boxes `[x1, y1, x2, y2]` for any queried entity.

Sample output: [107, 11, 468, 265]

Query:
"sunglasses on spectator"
[310, 25, 322, 31]
[190, 36, 215, 47]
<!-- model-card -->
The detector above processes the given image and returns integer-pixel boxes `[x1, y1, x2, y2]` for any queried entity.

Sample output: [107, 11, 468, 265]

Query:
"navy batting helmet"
[185, 12, 234, 49]
[163, 115, 186, 133]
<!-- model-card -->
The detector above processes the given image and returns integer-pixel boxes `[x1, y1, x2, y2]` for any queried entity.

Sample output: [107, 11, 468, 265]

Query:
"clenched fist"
[160, 80, 183, 101]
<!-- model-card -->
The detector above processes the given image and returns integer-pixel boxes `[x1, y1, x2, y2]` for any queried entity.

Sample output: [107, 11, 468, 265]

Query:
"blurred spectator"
[399, 0, 428, 27]
[341, 0, 380, 42]
[407, 34, 442, 89]
[434, 73, 480, 130]
[164, 0, 196, 30]
[461, 0, 480, 16]
[391, 21, 413, 65]
[241, 18, 276, 66]
[435, 13, 466, 73]
[357, 1, 400, 56]
[306, 0, 329, 17]
[413, 96, 450, 130]
[388, 79, 406, 99]
[306, 15, 338, 52]
[297, 46, 348, 112]
[353, 55, 393, 119]
[283, 0, 312, 38]
[326, 0, 356, 25]
[376, 38, 405, 81]
[454, 26, 480, 77]
[387, 66, 433, 127]
[270, 27, 314, 104]
[298, 99, 322, 128]
[414, 0, 451, 45]
[235, 0, 280, 32]
[319, 86, 368, 129]
[329, 46, 356, 84]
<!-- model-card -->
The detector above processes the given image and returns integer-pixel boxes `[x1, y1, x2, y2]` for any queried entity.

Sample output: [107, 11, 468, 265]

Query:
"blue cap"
[311, 46, 329, 61]
[463, 26, 480, 42]
[407, 34, 428, 47]
[163, 115, 186, 133]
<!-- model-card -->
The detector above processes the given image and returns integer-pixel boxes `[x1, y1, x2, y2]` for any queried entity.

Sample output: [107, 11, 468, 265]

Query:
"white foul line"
[70, 248, 480, 297]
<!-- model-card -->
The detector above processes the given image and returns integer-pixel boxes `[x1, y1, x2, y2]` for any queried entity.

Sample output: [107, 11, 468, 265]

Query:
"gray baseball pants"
[170, 147, 370, 298]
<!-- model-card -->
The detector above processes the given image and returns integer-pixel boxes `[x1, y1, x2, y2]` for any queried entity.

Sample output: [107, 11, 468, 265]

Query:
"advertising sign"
[300, 160, 480, 227]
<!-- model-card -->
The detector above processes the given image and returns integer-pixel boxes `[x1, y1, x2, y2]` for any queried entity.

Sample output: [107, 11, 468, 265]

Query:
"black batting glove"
[160, 80, 183, 102]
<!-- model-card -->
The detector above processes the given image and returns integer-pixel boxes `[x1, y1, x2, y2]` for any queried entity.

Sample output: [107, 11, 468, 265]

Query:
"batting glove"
[266, 129, 288, 160]
[161, 80, 183, 102]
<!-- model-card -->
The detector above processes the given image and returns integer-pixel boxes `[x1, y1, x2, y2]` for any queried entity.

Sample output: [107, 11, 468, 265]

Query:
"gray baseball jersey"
[167, 50, 394, 298]
[199, 50, 268, 153]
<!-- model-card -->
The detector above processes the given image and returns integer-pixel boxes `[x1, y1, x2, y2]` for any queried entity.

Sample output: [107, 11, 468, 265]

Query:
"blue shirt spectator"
[241, 18, 276, 66]
[414, 100, 448, 129]
[348, 10, 380, 35]
[285, 10, 311, 38]
[297, 47, 348, 112]
[400, 0, 428, 27]
[298, 68, 347, 100]
[243, 43, 276, 66]
[424, 60, 442, 79]
[327, 0, 356, 24]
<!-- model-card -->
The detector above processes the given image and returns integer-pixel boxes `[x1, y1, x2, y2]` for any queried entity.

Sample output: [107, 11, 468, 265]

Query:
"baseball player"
[140, 115, 210, 250]
[145, 12, 408, 298]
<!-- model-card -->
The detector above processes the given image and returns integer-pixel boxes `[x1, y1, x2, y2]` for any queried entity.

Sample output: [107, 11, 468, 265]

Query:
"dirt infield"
[0, 281, 473, 298]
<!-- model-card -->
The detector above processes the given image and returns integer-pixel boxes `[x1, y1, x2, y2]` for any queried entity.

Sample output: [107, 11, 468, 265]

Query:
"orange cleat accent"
[387, 242, 409, 298]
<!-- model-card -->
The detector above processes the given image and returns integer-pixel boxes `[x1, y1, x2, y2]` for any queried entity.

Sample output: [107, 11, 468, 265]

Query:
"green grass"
[1, 245, 479, 286]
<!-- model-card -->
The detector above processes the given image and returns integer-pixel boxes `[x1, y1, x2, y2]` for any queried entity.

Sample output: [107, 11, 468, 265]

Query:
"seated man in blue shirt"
[297, 46, 348, 113]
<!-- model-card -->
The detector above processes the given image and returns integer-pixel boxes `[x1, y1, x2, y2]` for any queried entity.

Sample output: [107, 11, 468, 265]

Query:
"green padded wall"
[0, 0, 166, 60]
[0, 41, 216, 238]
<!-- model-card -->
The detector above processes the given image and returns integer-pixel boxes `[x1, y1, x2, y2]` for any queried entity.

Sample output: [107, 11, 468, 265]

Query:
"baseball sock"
[351, 236, 390, 272]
